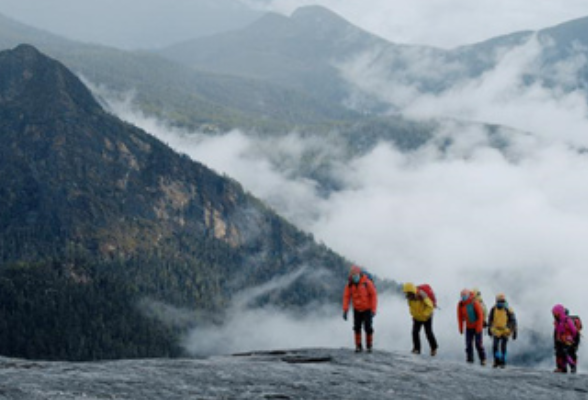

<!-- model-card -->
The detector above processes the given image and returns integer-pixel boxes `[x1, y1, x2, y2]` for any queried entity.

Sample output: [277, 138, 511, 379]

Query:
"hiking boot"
[430, 349, 437, 357]
[553, 368, 567, 373]
[367, 347, 373, 354]
[570, 365, 576, 374]
[355, 346, 363, 353]
[411, 349, 420, 355]
[481, 359, 487, 366]
[493, 360, 499, 368]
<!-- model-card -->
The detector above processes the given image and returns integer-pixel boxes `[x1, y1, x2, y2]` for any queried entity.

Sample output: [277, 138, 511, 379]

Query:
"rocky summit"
[0, 348, 586, 399]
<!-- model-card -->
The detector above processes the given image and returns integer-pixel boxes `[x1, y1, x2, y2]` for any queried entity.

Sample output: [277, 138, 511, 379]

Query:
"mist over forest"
[0, 0, 587, 377]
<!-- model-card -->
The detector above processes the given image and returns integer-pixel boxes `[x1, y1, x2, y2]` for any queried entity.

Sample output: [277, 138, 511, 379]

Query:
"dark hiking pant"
[493, 336, 509, 365]
[555, 341, 577, 372]
[412, 317, 438, 352]
[465, 328, 486, 362]
[353, 310, 374, 349]
[353, 310, 373, 334]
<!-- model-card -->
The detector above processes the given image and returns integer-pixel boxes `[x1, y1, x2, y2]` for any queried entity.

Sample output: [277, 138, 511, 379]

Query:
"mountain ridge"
[0, 13, 358, 132]
[158, 5, 588, 115]
[158, 5, 397, 107]
[0, 44, 353, 361]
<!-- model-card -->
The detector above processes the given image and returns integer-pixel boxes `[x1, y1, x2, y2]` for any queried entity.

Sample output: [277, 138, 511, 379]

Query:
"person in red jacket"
[342, 265, 378, 353]
[457, 289, 487, 365]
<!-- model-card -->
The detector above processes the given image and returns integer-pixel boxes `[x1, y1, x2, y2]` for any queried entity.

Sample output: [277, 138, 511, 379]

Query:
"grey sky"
[2, 0, 588, 49]
[0, 0, 262, 49]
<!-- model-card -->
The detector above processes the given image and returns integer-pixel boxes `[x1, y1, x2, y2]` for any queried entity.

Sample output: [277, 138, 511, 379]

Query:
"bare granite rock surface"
[0, 348, 586, 399]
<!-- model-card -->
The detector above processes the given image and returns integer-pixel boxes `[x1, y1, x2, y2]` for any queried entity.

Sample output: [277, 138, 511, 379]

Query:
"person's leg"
[475, 331, 487, 364]
[364, 311, 374, 352]
[424, 317, 438, 355]
[353, 309, 363, 352]
[465, 329, 474, 363]
[412, 319, 423, 353]
[564, 344, 577, 373]
[492, 336, 500, 367]
[554, 342, 567, 372]
[570, 345, 578, 374]
[500, 337, 508, 367]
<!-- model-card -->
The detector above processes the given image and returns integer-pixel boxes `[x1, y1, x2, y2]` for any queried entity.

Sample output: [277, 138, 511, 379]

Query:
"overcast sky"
[243, 0, 588, 48]
[2, 0, 588, 48]
[0, 0, 261, 49]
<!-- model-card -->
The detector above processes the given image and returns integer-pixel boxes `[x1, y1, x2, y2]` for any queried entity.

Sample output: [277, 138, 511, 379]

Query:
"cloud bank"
[88, 33, 588, 369]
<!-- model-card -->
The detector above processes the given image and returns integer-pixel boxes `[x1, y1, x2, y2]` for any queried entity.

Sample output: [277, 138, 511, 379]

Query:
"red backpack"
[570, 315, 582, 345]
[418, 284, 437, 308]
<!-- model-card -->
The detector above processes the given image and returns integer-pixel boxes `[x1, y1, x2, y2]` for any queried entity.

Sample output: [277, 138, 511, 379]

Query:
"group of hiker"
[342, 265, 582, 373]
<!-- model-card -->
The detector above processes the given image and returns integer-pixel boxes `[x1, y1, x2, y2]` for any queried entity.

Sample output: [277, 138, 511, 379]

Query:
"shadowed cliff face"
[0, 348, 586, 399]
[0, 44, 353, 361]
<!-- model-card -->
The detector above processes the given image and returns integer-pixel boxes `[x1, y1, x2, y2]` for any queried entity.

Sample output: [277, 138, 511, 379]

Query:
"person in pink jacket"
[552, 304, 578, 373]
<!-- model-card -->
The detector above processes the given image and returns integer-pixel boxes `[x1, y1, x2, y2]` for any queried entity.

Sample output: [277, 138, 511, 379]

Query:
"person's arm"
[488, 307, 495, 336]
[457, 303, 464, 334]
[342, 285, 351, 313]
[474, 301, 484, 332]
[509, 309, 517, 340]
[368, 280, 377, 315]
[420, 297, 433, 320]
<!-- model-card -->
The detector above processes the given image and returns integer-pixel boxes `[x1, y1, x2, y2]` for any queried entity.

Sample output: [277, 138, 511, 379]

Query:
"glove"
[459, 330, 463, 336]
[343, 311, 348, 321]
[371, 311, 376, 318]
[512, 330, 517, 341]
[488, 328, 493, 337]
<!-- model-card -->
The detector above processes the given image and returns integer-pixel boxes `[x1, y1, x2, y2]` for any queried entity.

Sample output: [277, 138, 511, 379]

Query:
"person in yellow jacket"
[487, 293, 517, 368]
[403, 283, 438, 356]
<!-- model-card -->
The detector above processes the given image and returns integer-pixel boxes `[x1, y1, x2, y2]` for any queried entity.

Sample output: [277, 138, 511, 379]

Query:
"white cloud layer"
[338, 35, 588, 146]
[95, 88, 587, 370]
[88, 28, 588, 369]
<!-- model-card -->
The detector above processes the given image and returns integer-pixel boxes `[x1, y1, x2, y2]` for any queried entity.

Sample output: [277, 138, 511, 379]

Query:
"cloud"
[240, 0, 588, 48]
[338, 34, 588, 147]
[89, 54, 588, 368]
[402, 39, 588, 147]
[181, 267, 351, 356]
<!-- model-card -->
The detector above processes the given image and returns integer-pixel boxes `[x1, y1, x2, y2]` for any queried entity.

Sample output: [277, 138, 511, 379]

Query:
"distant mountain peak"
[0, 44, 101, 116]
[290, 5, 350, 29]
[9, 42, 41, 57]
[291, 5, 344, 21]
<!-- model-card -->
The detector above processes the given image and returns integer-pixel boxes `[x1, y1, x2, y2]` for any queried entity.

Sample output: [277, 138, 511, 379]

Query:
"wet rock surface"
[0, 348, 586, 399]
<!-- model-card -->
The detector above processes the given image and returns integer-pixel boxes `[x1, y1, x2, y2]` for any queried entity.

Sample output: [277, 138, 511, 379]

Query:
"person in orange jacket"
[342, 265, 378, 353]
[457, 289, 487, 365]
